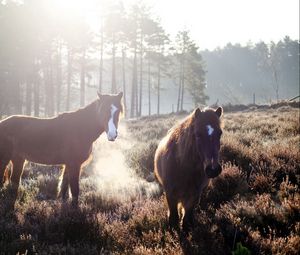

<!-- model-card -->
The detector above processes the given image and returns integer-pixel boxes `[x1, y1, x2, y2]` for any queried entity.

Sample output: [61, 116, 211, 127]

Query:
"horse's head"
[193, 107, 223, 178]
[97, 92, 123, 142]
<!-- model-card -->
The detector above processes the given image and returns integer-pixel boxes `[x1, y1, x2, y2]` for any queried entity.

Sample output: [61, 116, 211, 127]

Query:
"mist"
[82, 123, 160, 203]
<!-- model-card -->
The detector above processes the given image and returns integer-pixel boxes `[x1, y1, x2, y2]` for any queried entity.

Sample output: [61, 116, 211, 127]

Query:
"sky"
[116, 0, 298, 50]
[147, 0, 299, 50]
[56, 0, 299, 51]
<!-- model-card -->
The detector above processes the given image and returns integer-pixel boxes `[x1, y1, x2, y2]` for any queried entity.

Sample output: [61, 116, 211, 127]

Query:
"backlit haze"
[56, 0, 300, 50]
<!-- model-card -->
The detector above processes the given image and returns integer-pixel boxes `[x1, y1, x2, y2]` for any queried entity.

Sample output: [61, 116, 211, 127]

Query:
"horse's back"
[1, 114, 72, 136]
[0, 115, 73, 164]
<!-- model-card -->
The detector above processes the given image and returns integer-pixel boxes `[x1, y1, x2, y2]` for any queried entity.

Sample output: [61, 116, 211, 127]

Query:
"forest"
[0, 0, 299, 119]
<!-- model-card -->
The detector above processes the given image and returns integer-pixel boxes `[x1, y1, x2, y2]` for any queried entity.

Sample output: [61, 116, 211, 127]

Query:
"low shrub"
[125, 141, 158, 178]
[0, 106, 299, 254]
[202, 165, 249, 208]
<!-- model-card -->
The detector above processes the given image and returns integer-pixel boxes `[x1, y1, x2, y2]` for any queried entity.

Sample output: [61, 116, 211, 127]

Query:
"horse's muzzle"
[107, 131, 118, 141]
[205, 163, 222, 178]
[107, 136, 117, 142]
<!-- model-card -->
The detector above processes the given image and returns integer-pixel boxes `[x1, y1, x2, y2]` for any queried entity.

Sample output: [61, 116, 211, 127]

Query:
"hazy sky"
[147, 0, 299, 50]
[61, 0, 299, 50]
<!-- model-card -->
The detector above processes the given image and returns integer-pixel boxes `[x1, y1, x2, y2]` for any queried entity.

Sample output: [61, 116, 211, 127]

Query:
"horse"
[154, 107, 223, 231]
[0, 92, 123, 205]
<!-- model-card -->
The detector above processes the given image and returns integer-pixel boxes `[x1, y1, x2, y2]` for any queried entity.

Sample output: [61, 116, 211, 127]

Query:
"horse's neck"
[182, 126, 195, 151]
[176, 120, 197, 162]
[75, 101, 104, 142]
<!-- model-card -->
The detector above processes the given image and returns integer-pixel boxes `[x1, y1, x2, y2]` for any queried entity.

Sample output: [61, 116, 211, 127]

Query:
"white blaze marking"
[107, 104, 118, 140]
[207, 125, 214, 136]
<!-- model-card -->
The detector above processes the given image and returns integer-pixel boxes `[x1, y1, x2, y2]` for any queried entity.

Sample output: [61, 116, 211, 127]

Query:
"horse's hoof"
[71, 199, 79, 208]
[205, 164, 222, 178]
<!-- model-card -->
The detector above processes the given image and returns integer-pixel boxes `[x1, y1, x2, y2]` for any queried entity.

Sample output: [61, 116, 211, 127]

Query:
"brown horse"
[154, 107, 223, 231]
[0, 92, 123, 205]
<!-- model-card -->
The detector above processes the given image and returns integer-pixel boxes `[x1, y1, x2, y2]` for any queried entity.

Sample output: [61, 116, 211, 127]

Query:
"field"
[0, 103, 299, 255]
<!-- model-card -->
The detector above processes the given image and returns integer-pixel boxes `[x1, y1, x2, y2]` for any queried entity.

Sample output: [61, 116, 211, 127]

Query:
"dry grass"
[0, 105, 299, 254]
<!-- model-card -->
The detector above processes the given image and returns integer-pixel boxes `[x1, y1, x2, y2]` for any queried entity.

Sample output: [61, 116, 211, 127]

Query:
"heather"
[0, 105, 299, 254]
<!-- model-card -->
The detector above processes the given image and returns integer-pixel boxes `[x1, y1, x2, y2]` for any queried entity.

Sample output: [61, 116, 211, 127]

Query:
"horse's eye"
[195, 132, 202, 138]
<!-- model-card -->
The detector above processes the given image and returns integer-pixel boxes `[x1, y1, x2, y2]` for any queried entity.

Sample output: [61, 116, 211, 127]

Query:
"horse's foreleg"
[68, 163, 81, 207]
[182, 208, 195, 232]
[10, 157, 25, 190]
[182, 195, 199, 232]
[166, 193, 179, 230]
[58, 166, 69, 201]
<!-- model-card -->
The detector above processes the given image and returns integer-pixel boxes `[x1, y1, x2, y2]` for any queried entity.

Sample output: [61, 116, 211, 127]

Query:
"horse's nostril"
[205, 163, 222, 178]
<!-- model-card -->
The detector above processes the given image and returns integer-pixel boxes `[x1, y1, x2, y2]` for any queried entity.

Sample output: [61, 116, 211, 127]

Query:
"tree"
[137, 12, 159, 116]
[255, 40, 282, 102]
[174, 30, 207, 110]
[185, 44, 208, 106]
[148, 25, 169, 115]
[104, 2, 126, 94]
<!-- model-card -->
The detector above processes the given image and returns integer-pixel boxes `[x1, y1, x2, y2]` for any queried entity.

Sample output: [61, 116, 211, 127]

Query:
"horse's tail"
[0, 132, 13, 187]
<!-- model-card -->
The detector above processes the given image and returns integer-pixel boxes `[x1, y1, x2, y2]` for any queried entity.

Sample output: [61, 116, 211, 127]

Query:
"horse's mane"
[168, 111, 198, 163]
[54, 100, 99, 124]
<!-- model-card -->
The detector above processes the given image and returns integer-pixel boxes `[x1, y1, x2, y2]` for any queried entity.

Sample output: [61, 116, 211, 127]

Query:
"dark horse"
[154, 107, 223, 231]
[0, 92, 123, 205]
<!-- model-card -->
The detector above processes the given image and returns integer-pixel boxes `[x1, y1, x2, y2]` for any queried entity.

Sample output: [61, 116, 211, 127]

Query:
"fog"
[84, 123, 160, 202]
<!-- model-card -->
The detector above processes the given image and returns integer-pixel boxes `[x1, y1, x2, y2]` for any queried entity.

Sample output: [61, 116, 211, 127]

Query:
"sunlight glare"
[51, 0, 103, 31]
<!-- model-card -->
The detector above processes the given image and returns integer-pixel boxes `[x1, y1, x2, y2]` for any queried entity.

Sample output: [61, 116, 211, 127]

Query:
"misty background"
[0, 0, 299, 119]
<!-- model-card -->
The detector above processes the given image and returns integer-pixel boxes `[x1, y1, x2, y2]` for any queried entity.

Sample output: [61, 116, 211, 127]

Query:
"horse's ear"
[97, 92, 104, 100]
[215, 107, 223, 118]
[117, 92, 123, 100]
[195, 108, 201, 118]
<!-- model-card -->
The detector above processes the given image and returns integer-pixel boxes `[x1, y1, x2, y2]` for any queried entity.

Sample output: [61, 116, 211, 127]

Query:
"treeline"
[1, 1, 299, 119]
[203, 37, 299, 105]
[0, 0, 206, 118]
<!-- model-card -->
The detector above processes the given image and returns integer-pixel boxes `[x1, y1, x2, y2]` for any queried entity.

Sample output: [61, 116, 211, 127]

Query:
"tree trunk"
[122, 48, 127, 117]
[45, 54, 54, 117]
[180, 58, 185, 111]
[273, 67, 279, 102]
[111, 33, 116, 93]
[157, 60, 161, 115]
[148, 56, 151, 116]
[177, 56, 183, 112]
[56, 42, 62, 113]
[130, 44, 137, 118]
[177, 77, 182, 112]
[15, 81, 22, 114]
[99, 17, 104, 93]
[33, 77, 40, 117]
[26, 81, 32, 116]
[44, 67, 49, 116]
[80, 50, 86, 107]
[138, 34, 143, 116]
[66, 48, 72, 111]
[48, 57, 55, 116]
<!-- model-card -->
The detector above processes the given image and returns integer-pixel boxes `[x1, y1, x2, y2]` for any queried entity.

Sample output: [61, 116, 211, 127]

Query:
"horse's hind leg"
[10, 157, 25, 190]
[67, 163, 81, 206]
[166, 193, 179, 229]
[0, 138, 12, 187]
[0, 158, 10, 187]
